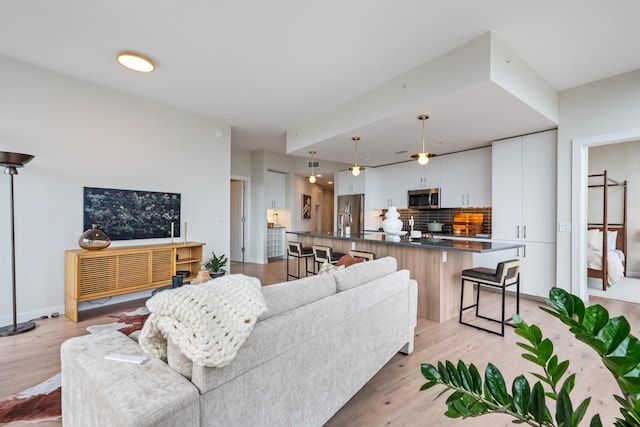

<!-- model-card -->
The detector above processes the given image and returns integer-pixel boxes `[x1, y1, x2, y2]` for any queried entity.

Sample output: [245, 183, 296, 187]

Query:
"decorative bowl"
[385, 230, 407, 242]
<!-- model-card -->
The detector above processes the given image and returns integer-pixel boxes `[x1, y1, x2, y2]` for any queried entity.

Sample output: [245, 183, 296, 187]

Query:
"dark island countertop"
[287, 231, 523, 254]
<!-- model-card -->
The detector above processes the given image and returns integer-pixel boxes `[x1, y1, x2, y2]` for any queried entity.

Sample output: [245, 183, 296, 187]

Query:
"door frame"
[571, 128, 640, 301]
[231, 175, 251, 263]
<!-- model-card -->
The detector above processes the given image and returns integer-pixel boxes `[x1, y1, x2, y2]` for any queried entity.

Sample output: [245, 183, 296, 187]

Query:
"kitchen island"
[287, 231, 523, 323]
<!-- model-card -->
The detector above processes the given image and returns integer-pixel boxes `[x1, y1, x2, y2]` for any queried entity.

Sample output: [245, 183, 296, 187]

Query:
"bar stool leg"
[459, 278, 465, 323]
[501, 285, 506, 336]
[474, 282, 481, 317]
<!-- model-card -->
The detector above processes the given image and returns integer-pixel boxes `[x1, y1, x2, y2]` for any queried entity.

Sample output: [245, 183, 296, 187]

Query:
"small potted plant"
[204, 251, 228, 279]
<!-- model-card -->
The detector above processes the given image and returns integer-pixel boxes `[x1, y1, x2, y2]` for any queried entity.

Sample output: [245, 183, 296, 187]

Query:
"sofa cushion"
[258, 273, 337, 321]
[167, 337, 193, 380]
[332, 256, 398, 292]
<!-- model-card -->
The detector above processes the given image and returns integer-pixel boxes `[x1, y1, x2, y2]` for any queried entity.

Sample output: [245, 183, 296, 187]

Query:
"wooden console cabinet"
[65, 242, 204, 322]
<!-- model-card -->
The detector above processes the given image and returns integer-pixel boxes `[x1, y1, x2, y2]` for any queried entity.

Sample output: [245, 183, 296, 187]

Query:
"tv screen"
[83, 187, 181, 241]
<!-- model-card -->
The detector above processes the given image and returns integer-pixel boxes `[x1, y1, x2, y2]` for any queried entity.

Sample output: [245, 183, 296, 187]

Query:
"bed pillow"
[588, 229, 602, 251]
[608, 230, 618, 251]
[587, 229, 618, 252]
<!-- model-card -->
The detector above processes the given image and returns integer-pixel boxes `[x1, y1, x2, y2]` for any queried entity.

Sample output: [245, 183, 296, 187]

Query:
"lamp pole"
[0, 151, 36, 337]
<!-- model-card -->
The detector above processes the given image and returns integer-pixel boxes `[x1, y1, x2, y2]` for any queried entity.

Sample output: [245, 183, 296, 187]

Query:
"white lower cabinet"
[473, 241, 556, 298]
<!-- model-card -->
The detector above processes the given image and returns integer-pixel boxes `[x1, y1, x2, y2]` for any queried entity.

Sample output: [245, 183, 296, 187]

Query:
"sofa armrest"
[61, 331, 200, 427]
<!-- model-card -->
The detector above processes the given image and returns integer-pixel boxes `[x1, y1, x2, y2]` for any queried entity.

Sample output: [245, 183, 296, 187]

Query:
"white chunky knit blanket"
[139, 274, 267, 368]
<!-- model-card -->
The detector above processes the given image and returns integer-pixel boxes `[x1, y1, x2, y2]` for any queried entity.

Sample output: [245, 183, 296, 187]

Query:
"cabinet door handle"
[523, 225, 527, 239]
[517, 225, 520, 239]
[462, 195, 465, 205]
[466, 194, 469, 206]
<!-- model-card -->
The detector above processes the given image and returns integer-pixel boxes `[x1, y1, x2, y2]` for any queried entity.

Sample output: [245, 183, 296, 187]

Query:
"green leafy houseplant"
[204, 252, 228, 275]
[420, 288, 640, 426]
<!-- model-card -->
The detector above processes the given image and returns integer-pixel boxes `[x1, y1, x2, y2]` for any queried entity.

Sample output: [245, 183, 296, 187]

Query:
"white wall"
[589, 141, 640, 274]
[557, 69, 640, 293]
[0, 56, 231, 323]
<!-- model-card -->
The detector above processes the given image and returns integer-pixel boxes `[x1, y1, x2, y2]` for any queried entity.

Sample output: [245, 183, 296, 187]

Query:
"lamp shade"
[0, 152, 35, 168]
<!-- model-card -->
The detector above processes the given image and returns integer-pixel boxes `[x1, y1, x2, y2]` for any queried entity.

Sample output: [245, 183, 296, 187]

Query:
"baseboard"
[627, 271, 640, 278]
[0, 303, 65, 326]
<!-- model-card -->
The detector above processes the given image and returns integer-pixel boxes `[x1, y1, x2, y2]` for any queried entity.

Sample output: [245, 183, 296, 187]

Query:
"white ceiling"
[2, 1, 639, 172]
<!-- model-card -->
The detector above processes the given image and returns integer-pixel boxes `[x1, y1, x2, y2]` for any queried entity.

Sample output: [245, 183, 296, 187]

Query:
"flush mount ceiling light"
[308, 151, 317, 183]
[349, 137, 365, 177]
[116, 52, 155, 73]
[411, 114, 436, 165]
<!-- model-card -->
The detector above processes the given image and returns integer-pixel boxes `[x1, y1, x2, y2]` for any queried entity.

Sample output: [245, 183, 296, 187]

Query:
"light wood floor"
[1, 258, 635, 426]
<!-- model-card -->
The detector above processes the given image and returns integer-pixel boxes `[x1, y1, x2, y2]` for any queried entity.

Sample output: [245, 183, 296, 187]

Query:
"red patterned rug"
[0, 308, 149, 425]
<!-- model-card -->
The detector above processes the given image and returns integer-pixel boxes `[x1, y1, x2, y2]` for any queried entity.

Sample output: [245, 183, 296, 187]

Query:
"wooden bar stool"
[312, 245, 345, 273]
[459, 259, 521, 336]
[287, 241, 314, 280]
[349, 250, 376, 261]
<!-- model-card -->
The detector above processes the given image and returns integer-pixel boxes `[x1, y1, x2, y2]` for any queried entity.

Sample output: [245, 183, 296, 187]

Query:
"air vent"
[308, 161, 319, 168]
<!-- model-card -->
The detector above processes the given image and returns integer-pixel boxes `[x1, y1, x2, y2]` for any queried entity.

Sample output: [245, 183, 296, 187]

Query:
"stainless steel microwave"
[408, 188, 440, 209]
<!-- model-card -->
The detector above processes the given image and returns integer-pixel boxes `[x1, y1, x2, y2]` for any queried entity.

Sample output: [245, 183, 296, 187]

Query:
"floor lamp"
[0, 151, 35, 337]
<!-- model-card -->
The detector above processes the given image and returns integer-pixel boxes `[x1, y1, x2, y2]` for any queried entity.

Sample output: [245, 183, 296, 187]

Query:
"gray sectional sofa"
[61, 256, 418, 427]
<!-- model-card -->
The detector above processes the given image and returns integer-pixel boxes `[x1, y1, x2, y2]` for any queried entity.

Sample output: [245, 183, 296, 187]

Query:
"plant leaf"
[529, 382, 547, 423]
[603, 356, 640, 377]
[537, 338, 554, 363]
[590, 413, 603, 427]
[575, 333, 608, 356]
[547, 287, 573, 316]
[511, 375, 530, 415]
[560, 373, 576, 396]
[421, 363, 441, 381]
[420, 380, 439, 391]
[573, 397, 591, 426]
[551, 360, 570, 386]
[446, 360, 461, 387]
[438, 361, 450, 384]
[485, 363, 510, 406]
[521, 353, 546, 368]
[555, 387, 573, 427]
[469, 363, 483, 394]
[597, 316, 631, 354]
[457, 360, 473, 392]
[583, 304, 609, 335]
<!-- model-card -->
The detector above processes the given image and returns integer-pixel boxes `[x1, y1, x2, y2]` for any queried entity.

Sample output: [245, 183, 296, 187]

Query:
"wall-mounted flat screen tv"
[83, 187, 181, 241]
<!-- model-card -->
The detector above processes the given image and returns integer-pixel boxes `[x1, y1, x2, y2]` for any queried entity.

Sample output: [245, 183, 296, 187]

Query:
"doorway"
[230, 178, 247, 262]
[571, 130, 640, 301]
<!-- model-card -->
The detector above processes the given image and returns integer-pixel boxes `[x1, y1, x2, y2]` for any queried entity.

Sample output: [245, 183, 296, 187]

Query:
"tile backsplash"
[385, 207, 492, 236]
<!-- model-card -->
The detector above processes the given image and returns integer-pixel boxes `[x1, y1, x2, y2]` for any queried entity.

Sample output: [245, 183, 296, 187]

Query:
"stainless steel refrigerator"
[337, 194, 364, 234]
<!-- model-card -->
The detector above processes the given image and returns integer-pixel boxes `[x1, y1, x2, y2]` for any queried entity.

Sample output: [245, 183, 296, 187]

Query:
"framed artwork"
[302, 194, 311, 219]
[83, 187, 181, 240]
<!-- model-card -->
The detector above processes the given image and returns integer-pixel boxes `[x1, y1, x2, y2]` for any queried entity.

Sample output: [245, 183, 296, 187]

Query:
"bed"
[587, 170, 627, 289]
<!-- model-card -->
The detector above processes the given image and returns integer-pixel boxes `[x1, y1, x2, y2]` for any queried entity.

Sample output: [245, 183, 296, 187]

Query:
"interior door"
[230, 179, 245, 262]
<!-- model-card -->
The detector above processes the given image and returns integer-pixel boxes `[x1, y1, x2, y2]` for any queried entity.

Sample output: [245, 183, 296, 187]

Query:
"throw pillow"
[317, 262, 345, 275]
[335, 254, 365, 267]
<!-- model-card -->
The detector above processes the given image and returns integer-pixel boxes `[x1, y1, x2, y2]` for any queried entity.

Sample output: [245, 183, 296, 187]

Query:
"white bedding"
[587, 229, 625, 286]
[587, 249, 625, 286]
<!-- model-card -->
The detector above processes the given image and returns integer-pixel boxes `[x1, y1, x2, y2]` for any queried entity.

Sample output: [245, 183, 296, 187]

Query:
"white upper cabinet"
[370, 163, 409, 209]
[492, 130, 557, 243]
[266, 170, 286, 209]
[407, 156, 441, 190]
[439, 147, 491, 208]
[337, 169, 366, 195]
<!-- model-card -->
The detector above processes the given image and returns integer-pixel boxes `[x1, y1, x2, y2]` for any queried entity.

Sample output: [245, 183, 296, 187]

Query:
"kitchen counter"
[288, 231, 520, 253]
[287, 231, 523, 323]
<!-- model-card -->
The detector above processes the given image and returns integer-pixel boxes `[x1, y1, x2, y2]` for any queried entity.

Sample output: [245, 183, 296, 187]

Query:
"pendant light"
[411, 114, 435, 165]
[349, 137, 365, 176]
[308, 151, 317, 183]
